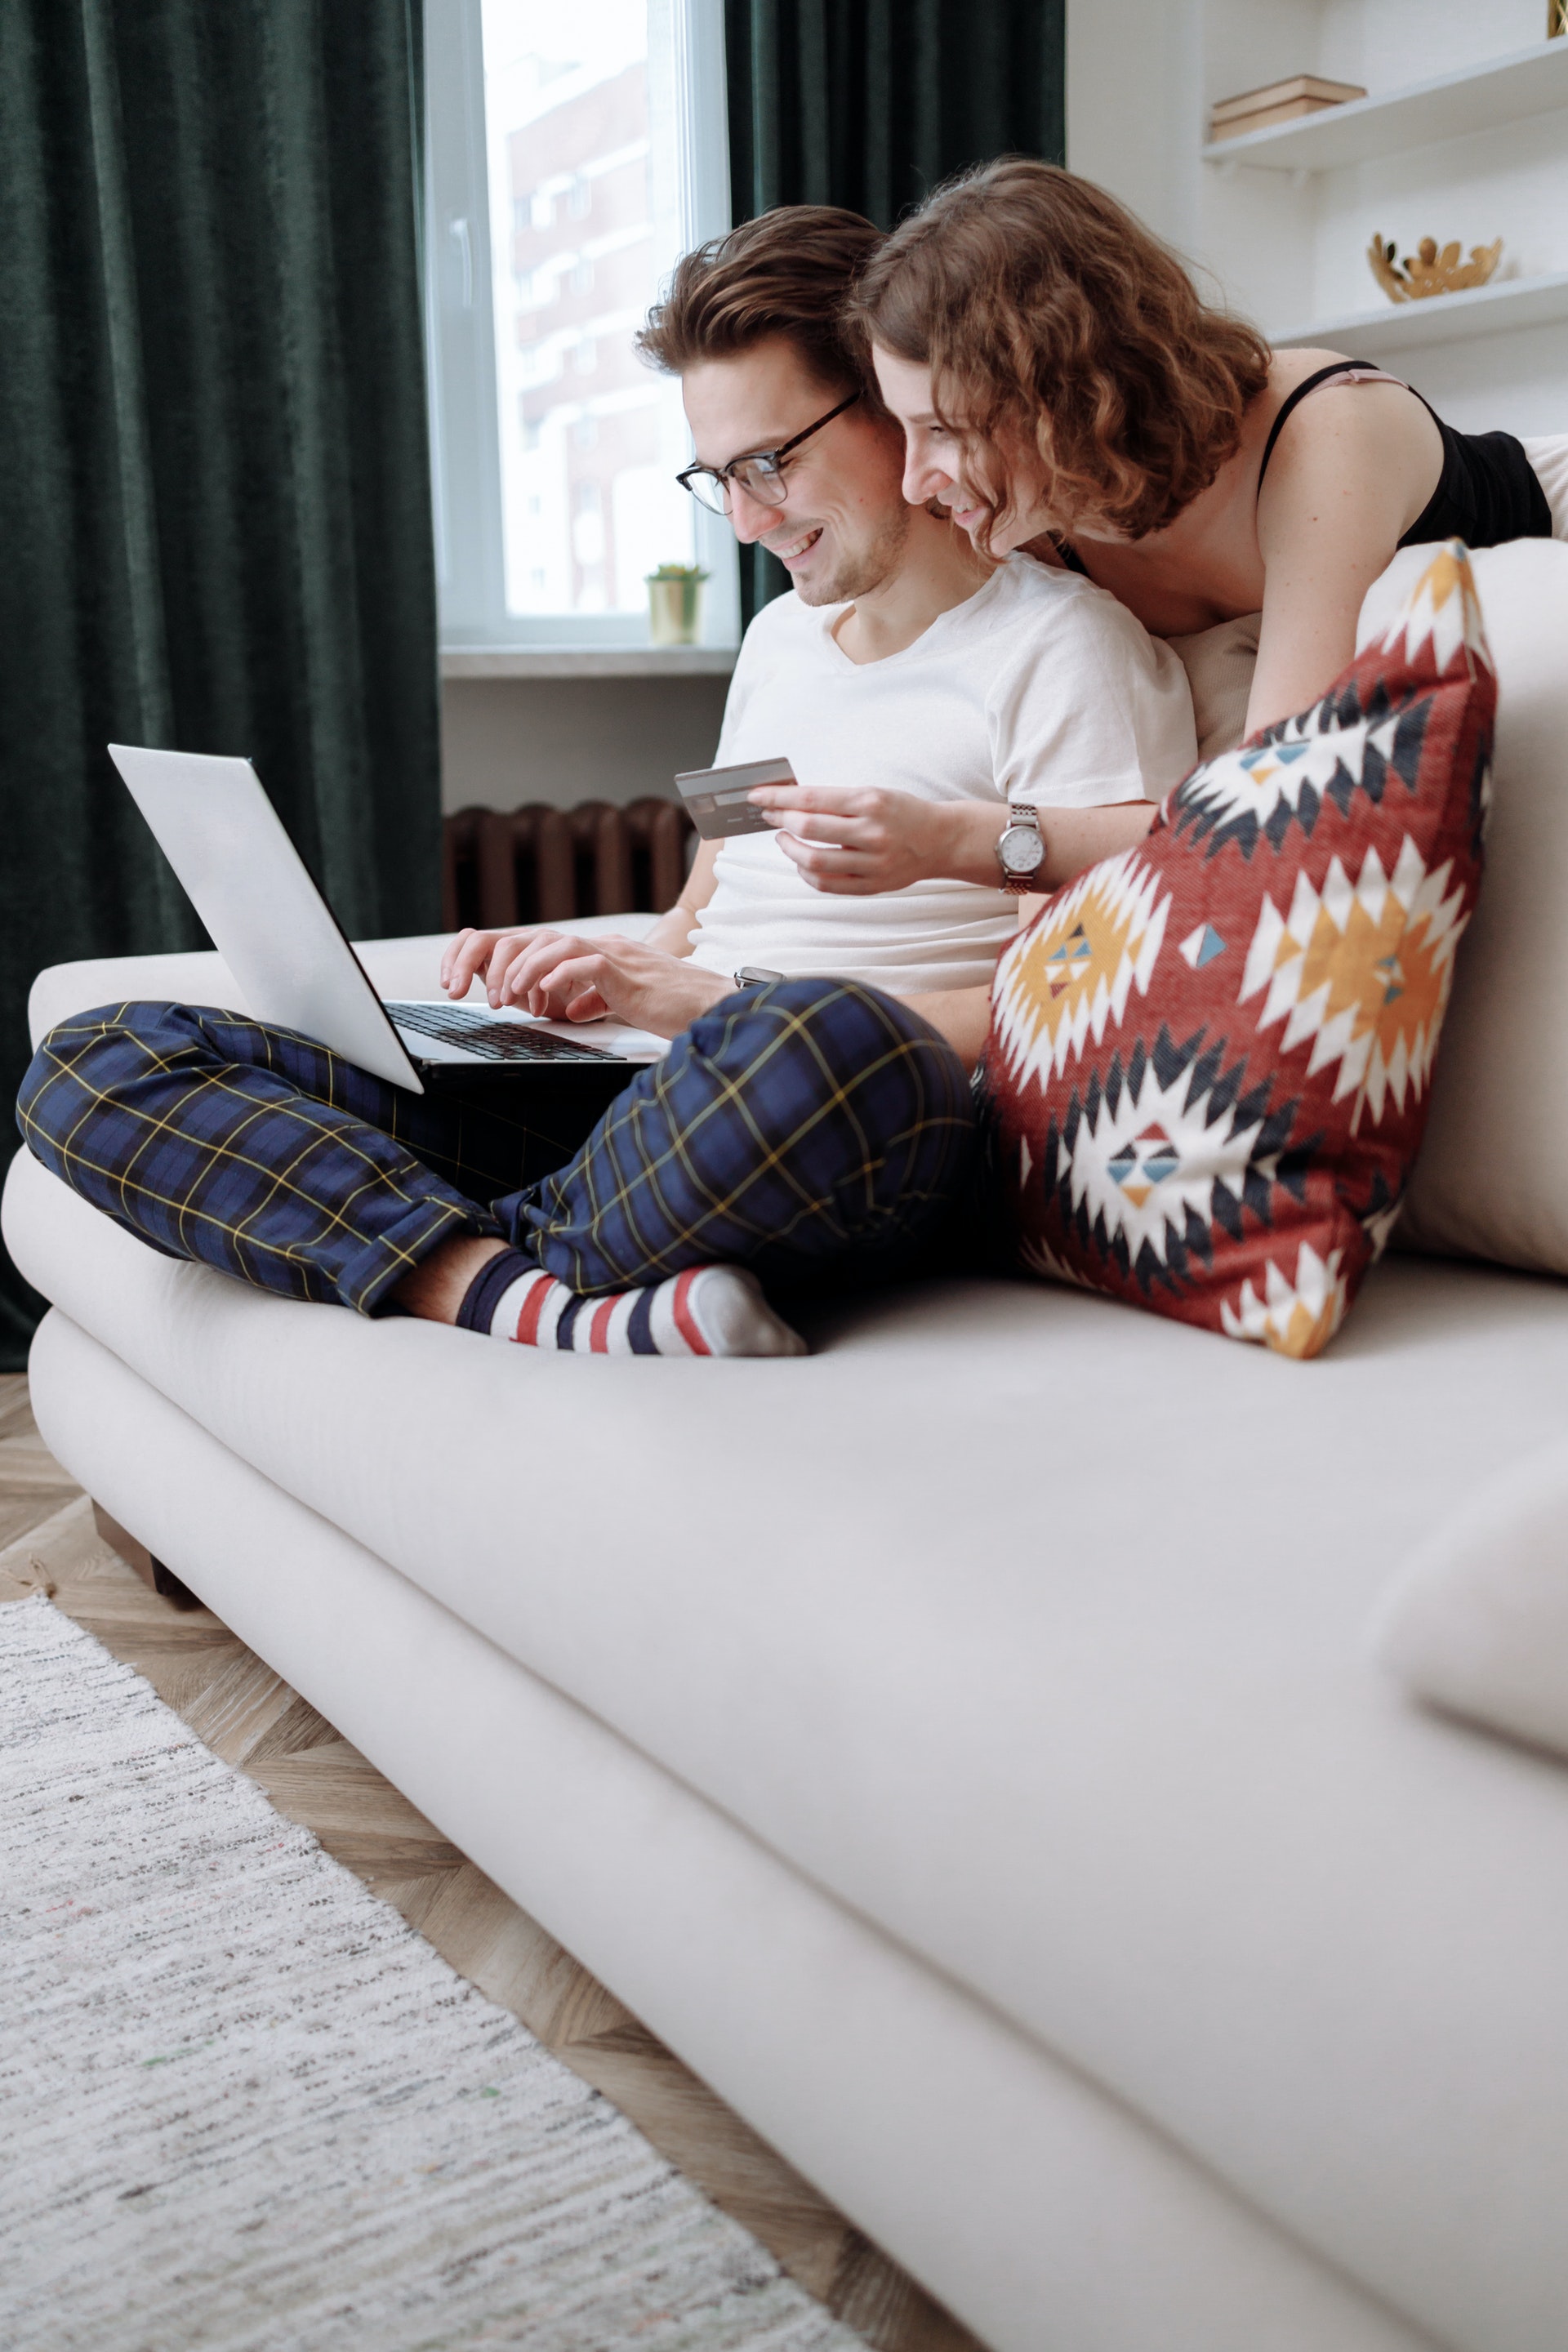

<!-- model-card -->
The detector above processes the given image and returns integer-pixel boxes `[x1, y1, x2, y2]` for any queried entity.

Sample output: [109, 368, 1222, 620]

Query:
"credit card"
[674, 755, 796, 840]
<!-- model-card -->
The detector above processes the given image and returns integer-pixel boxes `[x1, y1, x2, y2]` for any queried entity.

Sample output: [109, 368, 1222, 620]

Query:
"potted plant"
[646, 561, 710, 647]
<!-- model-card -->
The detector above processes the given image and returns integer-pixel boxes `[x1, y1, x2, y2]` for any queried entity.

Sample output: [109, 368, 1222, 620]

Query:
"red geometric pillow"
[980, 543, 1494, 1357]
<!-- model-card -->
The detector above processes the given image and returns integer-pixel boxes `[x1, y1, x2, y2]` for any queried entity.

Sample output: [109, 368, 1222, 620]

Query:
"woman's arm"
[1247, 381, 1444, 733]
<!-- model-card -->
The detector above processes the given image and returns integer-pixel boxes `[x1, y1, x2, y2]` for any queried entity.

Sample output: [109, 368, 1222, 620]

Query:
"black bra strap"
[1257, 363, 1414, 498]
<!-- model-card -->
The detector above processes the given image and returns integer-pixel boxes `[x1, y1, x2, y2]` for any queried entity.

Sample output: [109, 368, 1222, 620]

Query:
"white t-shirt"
[686, 555, 1197, 995]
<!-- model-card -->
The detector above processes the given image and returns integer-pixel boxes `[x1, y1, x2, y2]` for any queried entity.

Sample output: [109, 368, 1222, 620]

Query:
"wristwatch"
[733, 966, 786, 989]
[996, 804, 1045, 893]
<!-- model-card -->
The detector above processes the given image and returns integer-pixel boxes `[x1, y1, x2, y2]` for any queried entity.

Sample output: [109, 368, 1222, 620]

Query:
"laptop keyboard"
[387, 1001, 622, 1063]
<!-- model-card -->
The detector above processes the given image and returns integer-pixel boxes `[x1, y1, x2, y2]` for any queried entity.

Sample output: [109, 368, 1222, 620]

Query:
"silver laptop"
[108, 746, 664, 1095]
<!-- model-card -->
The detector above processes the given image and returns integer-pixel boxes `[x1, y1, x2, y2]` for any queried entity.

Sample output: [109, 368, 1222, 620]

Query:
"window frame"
[423, 0, 739, 657]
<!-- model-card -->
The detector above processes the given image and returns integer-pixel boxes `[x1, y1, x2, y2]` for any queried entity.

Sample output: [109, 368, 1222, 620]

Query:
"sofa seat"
[9, 932, 1568, 2352]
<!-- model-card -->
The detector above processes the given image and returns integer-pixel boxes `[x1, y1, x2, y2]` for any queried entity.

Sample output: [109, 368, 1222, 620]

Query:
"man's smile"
[766, 524, 824, 567]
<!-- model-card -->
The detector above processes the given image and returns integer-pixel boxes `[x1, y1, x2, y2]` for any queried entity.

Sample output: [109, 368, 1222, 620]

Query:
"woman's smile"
[942, 494, 987, 532]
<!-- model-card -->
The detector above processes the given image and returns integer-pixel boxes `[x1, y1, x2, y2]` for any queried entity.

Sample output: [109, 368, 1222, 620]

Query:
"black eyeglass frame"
[675, 390, 862, 512]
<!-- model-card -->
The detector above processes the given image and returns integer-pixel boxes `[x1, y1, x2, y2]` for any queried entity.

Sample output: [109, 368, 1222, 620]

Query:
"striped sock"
[456, 1247, 805, 1359]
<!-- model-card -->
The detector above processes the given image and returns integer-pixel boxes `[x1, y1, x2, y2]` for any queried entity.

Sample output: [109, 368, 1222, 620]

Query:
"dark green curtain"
[0, 0, 440, 1370]
[724, 0, 1067, 624]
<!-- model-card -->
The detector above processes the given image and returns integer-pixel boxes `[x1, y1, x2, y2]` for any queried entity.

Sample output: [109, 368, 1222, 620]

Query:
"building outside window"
[425, 0, 736, 654]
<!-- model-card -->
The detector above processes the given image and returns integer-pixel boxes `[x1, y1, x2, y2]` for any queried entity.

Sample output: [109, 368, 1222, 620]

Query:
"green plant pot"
[648, 575, 704, 646]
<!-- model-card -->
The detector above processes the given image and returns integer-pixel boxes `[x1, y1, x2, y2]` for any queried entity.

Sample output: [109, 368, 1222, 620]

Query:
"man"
[440, 204, 1195, 1057]
[19, 209, 1193, 1361]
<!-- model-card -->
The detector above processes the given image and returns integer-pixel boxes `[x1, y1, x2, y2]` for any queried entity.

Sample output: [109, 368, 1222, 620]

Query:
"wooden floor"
[0, 1373, 980, 2352]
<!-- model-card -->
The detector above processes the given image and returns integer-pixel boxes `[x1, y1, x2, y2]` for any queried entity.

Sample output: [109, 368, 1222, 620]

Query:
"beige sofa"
[8, 533, 1568, 2352]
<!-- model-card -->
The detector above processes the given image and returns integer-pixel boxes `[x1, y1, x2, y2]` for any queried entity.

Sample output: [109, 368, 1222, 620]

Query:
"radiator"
[443, 797, 696, 933]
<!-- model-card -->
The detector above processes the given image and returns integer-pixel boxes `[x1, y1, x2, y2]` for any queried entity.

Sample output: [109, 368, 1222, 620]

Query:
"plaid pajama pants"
[16, 980, 978, 1316]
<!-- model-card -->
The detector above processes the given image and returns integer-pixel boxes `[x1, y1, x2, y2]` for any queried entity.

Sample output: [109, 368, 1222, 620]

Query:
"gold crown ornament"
[1368, 234, 1503, 303]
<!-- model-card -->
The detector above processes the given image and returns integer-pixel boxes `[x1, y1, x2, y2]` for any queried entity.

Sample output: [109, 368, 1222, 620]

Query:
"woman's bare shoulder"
[1245, 348, 1391, 442]
[1267, 345, 1361, 387]
[1254, 349, 1441, 508]
[1263, 346, 1431, 428]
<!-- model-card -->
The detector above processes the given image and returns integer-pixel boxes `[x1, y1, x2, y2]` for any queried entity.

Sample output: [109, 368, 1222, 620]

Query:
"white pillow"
[1521, 434, 1568, 538]
[1356, 539, 1568, 1273]
[1165, 612, 1260, 762]
[1372, 1440, 1568, 1762]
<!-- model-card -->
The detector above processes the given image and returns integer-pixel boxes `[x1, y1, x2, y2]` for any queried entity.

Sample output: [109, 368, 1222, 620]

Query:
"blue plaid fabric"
[510, 978, 975, 1295]
[17, 982, 976, 1316]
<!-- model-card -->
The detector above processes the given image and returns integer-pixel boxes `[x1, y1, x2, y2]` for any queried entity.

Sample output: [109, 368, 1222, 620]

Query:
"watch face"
[1000, 825, 1043, 874]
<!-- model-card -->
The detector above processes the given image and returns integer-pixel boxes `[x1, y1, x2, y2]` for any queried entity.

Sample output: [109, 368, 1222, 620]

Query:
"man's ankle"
[392, 1233, 509, 1324]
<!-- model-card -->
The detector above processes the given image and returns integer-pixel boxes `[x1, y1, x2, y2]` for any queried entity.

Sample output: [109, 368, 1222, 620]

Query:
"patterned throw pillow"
[981, 543, 1494, 1358]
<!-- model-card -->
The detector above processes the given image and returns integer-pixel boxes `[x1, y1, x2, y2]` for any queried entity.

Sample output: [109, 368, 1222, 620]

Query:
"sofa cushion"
[1167, 530, 1568, 1287]
[10, 1132, 1568, 2352]
[1165, 611, 1260, 762]
[1355, 539, 1568, 1276]
[1373, 1437, 1568, 1763]
[1521, 434, 1568, 537]
[981, 543, 1494, 1356]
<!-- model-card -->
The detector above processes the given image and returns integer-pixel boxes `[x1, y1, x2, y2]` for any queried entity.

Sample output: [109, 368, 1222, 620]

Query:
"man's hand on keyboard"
[479, 929, 733, 1039]
[441, 926, 540, 1005]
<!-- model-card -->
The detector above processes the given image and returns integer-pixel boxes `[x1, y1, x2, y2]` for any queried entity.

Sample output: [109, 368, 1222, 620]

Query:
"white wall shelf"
[1202, 38, 1568, 174]
[1273, 269, 1568, 359]
[441, 647, 737, 681]
[1067, 1, 1568, 438]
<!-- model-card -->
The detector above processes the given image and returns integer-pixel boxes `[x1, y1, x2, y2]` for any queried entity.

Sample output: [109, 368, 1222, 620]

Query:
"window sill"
[440, 646, 738, 680]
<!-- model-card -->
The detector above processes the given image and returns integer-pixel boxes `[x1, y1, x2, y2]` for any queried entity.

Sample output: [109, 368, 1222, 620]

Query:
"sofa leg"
[91, 1502, 201, 1610]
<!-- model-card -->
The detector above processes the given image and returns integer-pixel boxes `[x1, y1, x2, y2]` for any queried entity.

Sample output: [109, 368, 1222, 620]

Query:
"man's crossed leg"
[18, 981, 977, 1358]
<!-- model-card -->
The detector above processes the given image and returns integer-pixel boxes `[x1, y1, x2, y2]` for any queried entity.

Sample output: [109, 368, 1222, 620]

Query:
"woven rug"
[0, 1596, 858, 2352]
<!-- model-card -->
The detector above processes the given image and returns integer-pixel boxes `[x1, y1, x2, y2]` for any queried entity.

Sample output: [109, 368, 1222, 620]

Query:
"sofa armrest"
[29, 951, 246, 1047]
[26, 913, 664, 1049]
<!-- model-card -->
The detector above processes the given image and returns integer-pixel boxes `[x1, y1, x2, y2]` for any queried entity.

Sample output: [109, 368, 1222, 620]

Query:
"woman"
[849, 158, 1554, 740]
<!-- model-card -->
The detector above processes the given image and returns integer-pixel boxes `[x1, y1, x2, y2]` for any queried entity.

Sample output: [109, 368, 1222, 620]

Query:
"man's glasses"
[676, 392, 860, 515]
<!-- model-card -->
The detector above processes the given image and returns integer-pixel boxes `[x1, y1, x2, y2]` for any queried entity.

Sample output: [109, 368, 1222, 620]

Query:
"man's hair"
[848, 159, 1271, 541]
[638, 206, 888, 410]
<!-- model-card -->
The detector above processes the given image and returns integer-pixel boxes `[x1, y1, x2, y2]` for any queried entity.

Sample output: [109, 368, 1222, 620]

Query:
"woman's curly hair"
[849, 160, 1271, 543]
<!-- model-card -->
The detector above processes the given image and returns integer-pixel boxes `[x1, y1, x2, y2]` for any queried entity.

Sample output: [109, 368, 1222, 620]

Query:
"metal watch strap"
[998, 803, 1044, 895]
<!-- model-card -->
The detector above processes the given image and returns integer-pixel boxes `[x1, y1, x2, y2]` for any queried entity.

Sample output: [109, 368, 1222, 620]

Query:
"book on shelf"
[1209, 74, 1367, 142]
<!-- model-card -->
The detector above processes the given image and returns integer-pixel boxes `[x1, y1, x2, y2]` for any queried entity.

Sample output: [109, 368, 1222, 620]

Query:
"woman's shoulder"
[1253, 350, 1420, 450]
[1250, 350, 1442, 523]
[1267, 345, 1365, 390]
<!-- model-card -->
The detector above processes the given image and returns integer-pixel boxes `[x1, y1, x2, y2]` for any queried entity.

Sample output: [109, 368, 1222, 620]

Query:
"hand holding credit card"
[675, 755, 796, 840]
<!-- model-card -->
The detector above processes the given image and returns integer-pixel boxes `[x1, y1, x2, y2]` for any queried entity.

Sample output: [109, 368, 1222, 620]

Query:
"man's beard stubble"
[789, 499, 911, 607]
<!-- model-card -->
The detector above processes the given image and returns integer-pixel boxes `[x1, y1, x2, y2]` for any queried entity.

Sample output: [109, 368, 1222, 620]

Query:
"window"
[425, 0, 737, 652]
